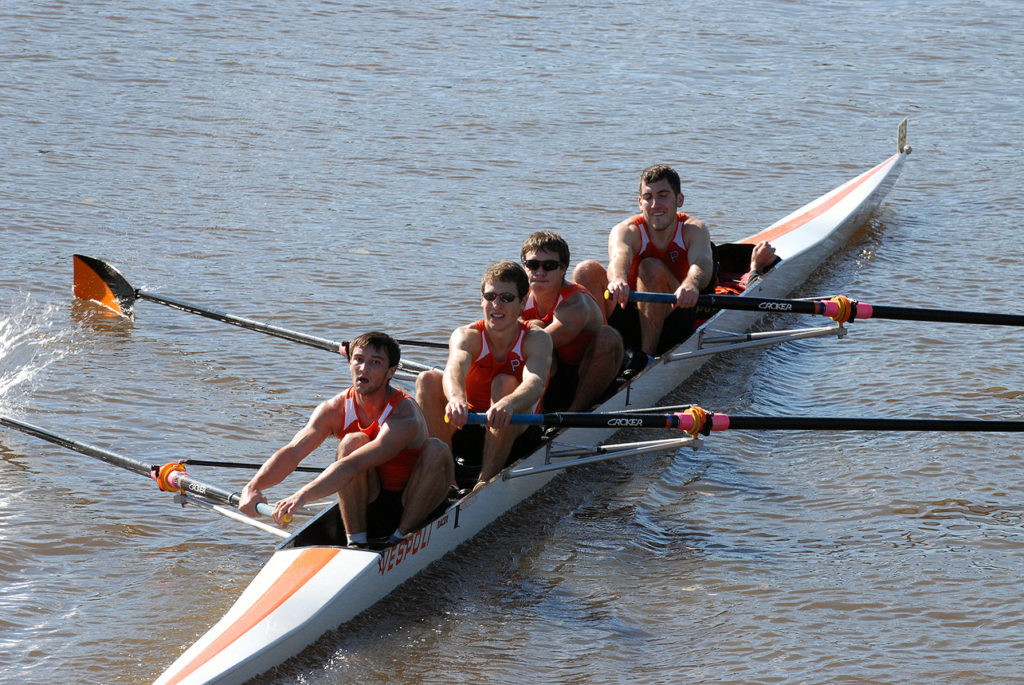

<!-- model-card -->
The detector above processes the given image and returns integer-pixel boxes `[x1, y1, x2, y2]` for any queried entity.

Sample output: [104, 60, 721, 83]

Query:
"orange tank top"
[464, 320, 539, 412]
[520, 281, 600, 366]
[628, 211, 692, 290]
[335, 386, 419, 492]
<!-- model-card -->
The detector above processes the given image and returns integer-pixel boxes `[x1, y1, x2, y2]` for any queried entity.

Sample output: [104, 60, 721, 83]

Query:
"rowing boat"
[151, 119, 910, 684]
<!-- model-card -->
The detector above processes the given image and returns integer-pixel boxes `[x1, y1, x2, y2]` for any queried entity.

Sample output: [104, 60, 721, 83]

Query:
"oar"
[1, 414, 281, 521]
[181, 458, 323, 473]
[619, 290, 1024, 327]
[465, 411, 1024, 433]
[72, 255, 446, 373]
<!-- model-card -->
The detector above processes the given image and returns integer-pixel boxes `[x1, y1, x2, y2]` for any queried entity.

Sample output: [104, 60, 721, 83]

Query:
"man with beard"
[239, 332, 454, 548]
[573, 163, 716, 359]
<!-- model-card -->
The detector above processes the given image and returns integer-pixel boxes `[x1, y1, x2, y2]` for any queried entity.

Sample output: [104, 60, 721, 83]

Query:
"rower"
[519, 231, 623, 411]
[573, 163, 716, 359]
[238, 332, 454, 549]
[415, 261, 552, 490]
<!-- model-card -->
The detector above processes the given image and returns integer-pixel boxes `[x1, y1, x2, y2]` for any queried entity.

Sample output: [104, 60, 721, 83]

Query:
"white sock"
[388, 528, 405, 543]
[346, 532, 367, 545]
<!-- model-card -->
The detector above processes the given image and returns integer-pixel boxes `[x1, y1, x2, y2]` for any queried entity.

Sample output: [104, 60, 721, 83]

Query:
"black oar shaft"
[137, 290, 345, 354]
[1, 415, 152, 476]
[722, 416, 1024, 432]
[698, 294, 824, 316]
[861, 303, 1024, 327]
[465, 412, 680, 429]
[467, 412, 1024, 433]
[181, 458, 323, 473]
[629, 292, 1024, 328]
[0, 415, 273, 515]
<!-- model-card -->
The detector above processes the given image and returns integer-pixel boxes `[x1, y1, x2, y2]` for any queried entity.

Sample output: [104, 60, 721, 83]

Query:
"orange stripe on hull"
[163, 547, 340, 685]
[72, 255, 125, 315]
[740, 154, 898, 246]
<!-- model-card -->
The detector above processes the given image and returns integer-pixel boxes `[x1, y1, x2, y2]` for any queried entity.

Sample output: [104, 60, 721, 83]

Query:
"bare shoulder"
[558, 288, 600, 320]
[683, 216, 711, 245]
[611, 215, 641, 240]
[387, 394, 423, 426]
[312, 391, 346, 417]
[450, 323, 482, 356]
[524, 326, 553, 355]
[684, 214, 708, 232]
[304, 392, 347, 434]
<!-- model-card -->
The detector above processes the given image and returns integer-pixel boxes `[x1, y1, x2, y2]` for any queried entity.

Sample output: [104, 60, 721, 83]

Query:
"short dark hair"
[481, 260, 530, 300]
[639, 164, 682, 197]
[348, 331, 401, 368]
[520, 231, 570, 267]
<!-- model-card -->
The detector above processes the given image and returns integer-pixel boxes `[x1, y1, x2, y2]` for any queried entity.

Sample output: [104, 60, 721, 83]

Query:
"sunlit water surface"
[1, 2, 1023, 683]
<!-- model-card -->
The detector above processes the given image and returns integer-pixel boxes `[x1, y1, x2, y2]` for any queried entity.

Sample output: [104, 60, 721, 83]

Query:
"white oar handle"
[255, 502, 278, 518]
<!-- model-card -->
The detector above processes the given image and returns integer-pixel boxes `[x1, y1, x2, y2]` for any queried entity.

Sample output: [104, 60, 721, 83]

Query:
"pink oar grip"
[672, 412, 731, 432]
[673, 412, 695, 432]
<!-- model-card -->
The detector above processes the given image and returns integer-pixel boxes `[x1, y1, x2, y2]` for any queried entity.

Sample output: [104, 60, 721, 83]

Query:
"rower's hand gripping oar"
[72, 255, 445, 373]
[465, 410, 1024, 434]
[614, 288, 1024, 328]
[0, 414, 292, 525]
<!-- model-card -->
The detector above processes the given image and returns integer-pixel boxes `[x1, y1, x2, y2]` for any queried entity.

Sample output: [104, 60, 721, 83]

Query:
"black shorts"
[451, 423, 544, 489]
[608, 302, 698, 356]
[365, 488, 404, 539]
[542, 362, 579, 412]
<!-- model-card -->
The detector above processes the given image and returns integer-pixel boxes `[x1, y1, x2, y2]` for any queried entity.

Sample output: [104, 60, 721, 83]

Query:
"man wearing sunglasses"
[416, 261, 552, 490]
[519, 231, 623, 411]
[573, 163, 715, 359]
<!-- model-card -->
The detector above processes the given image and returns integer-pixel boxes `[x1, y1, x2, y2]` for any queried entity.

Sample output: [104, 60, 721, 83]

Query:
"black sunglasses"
[523, 259, 564, 272]
[482, 291, 518, 303]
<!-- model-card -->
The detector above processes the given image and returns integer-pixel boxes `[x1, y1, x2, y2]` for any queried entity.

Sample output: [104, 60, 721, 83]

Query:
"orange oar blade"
[72, 254, 137, 316]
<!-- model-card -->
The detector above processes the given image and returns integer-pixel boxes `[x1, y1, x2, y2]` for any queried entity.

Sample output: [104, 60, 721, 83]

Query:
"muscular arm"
[606, 219, 640, 306]
[674, 219, 715, 307]
[239, 398, 339, 516]
[486, 328, 553, 425]
[542, 293, 595, 350]
[441, 325, 479, 429]
[271, 401, 421, 524]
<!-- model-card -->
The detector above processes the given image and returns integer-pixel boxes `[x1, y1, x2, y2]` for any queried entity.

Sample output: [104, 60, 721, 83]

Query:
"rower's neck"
[647, 214, 679, 246]
[530, 279, 565, 315]
[484, 321, 522, 358]
[352, 384, 393, 419]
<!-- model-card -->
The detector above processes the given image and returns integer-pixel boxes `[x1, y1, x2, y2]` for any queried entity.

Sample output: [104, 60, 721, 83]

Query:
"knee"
[420, 437, 455, 477]
[490, 373, 519, 401]
[338, 432, 370, 458]
[416, 369, 443, 398]
[597, 325, 624, 355]
[636, 258, 672, 287]
[421, 437, 451, 461]
[572, 259, 605, 285]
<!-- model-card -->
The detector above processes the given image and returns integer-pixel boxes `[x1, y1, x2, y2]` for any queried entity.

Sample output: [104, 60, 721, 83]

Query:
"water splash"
[0, 293, 75, 412]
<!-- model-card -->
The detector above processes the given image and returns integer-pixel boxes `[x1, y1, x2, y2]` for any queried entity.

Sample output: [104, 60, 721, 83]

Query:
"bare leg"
[415, 369, 456, 447]
[568, 325, 623, 411]
[478, 374, 526, 483]
[636, 258, 680, 356]
[335, 433, 376, 537]
[397, 438, 455, 534]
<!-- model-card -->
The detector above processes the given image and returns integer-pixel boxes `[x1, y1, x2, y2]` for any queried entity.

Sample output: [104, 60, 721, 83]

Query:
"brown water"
[2, 2, 1023, 684]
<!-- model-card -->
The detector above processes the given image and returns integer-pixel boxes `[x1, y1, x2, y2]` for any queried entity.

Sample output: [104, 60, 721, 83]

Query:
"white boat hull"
[156, 131, 909, 685]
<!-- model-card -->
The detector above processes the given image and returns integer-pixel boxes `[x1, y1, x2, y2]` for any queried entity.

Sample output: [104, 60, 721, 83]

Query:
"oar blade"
[72, 254, 137, 317]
